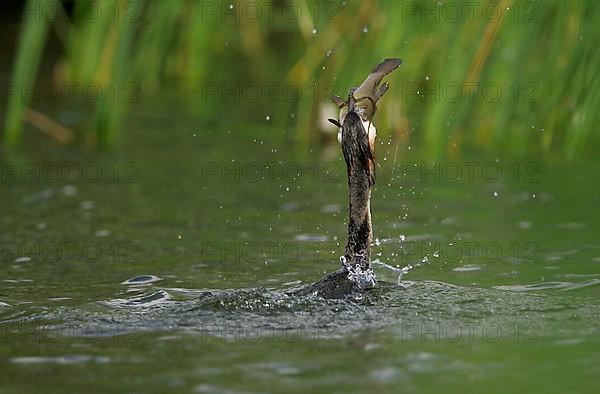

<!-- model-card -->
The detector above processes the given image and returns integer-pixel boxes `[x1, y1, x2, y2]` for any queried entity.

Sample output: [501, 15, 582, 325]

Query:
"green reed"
[3, 0, 599, 158]
[4, 0, 54, 146]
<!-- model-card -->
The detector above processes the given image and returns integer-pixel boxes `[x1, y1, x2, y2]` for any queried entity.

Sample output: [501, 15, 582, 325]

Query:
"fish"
[328, 58, 402, 153]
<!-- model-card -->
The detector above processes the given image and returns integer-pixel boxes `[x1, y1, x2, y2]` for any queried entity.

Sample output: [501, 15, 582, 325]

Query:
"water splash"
[344, 262, 376, 290]
[371, 259, 413, 285]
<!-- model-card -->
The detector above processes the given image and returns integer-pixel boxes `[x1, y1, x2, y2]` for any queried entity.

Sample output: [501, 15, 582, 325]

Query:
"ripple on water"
[121, 275, 163, 285]
[293, 234, 329, 242]
[495, 278, 600, 292]
[11, 355, 110, 365]
[452, 264, 482, 272]
[23, 275, 600, 345]
[100, 289, 172, 308]
[369, 366, 404, 383]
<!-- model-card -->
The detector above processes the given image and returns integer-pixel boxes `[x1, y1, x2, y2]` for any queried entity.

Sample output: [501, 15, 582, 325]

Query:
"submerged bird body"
[294, 58, 401, 299]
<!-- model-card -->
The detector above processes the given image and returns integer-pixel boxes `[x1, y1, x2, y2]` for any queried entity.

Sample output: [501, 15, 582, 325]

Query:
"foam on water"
[19, 273, 593, 346]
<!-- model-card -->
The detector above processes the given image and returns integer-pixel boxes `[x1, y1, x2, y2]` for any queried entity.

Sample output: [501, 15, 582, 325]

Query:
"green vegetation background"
[3, 0, 599, 158]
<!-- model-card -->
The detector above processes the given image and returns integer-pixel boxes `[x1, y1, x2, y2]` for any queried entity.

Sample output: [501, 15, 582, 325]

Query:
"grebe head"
[329, 58, 401, 146]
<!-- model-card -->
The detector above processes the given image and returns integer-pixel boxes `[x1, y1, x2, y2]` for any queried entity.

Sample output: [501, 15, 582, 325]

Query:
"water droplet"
[518, 221, 533, 229]
[95, 230, 110, 237]
[62, 185, 77, 196]
[80, 201, 95, 210]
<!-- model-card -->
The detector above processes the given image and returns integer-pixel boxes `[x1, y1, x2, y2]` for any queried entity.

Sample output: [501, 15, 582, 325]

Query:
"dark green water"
[1, 107, 599, 393]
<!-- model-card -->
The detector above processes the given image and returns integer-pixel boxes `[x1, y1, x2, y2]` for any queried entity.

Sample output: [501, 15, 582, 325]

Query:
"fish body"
[329, 58, 401, 153]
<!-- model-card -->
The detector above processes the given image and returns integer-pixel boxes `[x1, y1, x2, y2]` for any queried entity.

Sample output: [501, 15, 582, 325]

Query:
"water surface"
[1, 107, 599, 393]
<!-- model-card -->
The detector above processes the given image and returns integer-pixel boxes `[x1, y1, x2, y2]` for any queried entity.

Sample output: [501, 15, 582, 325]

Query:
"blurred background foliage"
[2, 0, 599, 157]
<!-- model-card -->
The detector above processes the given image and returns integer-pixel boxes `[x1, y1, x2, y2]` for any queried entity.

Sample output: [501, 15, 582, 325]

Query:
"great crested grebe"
[295, 58, 402, 298]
